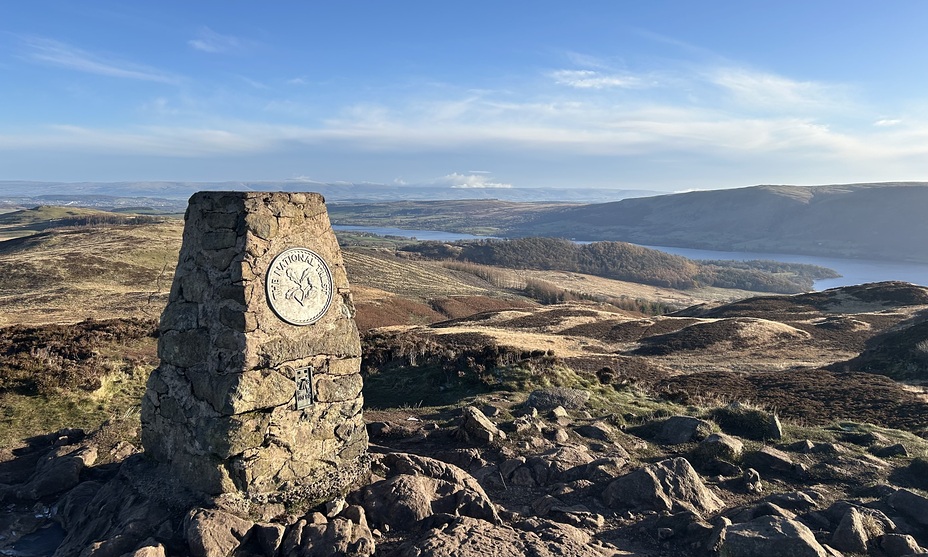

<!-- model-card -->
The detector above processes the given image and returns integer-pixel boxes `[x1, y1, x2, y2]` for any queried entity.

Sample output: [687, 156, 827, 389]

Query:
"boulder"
[729, 502, 795, 524]
[879, 533, 924, 556]
[549, 505, 605, 529]
[291, 506, 375, 557]
[887, 489, 928, 527]
[458, 406, 505, 444]
[252, 523, 287, 556]
[720, 516, 831, 557]
[544, 446, 594, 478]
[399, 516, 607, 557]
[742, 468, 763, 493]
[563, 456, 629, 484]
[763, 491, 818, 512]
[872, 443, 909, 458]
[602, 457, 722, 516]
[743, 447, 796, 476]
[120, 543, 167, 557]
[659, 416, 714, 445]
[831, 506, 890, 554]
[526, 388, 590, 410]
[360, 453, 498, 529]
[185, 508, 253, 557]
[573, 421, 615, 442]
[712, 405, 782, 441]
[17, 446, 96, 500]
[693, 433, 744, 464]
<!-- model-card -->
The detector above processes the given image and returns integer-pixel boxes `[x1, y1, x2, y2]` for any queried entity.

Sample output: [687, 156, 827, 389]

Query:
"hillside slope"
[509, 182, 928, 263]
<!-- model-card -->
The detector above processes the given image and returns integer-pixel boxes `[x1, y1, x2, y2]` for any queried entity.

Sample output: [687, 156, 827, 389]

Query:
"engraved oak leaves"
[266, 248, 334, 326]
[285, 266, 317, 307]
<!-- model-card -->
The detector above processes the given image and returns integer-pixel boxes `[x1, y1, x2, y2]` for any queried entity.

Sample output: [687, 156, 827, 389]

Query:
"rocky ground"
[3, 281, 928, 556]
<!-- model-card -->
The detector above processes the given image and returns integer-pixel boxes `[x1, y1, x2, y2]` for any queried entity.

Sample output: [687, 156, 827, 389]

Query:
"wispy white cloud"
[563, 51, 610, 70]
[874, 118, 902, 127]
[551, 69, 647, 89]
[0, 123, 274, 156]
[287, 77, 308, 85]
[21, 37, 181, 84]
[188, 27, 250, 54]
[709, 67, 845, 111]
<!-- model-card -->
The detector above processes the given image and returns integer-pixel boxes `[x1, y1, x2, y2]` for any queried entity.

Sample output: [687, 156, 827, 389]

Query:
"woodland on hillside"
[403, 237, 838, 293]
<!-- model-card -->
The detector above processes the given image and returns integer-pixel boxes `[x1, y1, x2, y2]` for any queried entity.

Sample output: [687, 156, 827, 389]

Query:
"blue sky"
[2, 1, 928, 192]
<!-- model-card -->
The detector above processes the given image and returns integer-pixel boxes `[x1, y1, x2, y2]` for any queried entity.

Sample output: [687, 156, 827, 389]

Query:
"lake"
[332, 225, 928, 289]
[638, 245, 928, 289]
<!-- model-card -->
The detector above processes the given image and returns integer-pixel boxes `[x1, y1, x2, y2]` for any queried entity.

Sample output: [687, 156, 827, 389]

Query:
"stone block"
[158, 329, 210, 368]
[245, 213, 279, 240]
[315, 374, 364, 403]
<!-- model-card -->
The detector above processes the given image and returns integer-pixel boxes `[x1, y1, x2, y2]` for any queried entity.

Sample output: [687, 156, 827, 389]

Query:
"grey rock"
[720, 515, 830, 557]
[399, 516, 606, 557]
[563, 456, 628, 484]
[743, 468, 763, 493]
[603, 457, 722, 516]
[783, 439, 816, 453]
[763, 491, 818, 511]
[17, 446, 96, 500]
[252, 523, 287, 556]
[573, 421, 615, 442]
[743, 446, 796, 476]
[295, 506, 375, 557]
[119, 543, 167, 557]
[831, 506, 886, 554]
[887, 489, 928, 527]
[526, 388, 591, 410]
[880, 533, 924, 556]
[362, 453, 498, 529]
[458, 406, 505, 444]
[544, 445, 593, 478]
[184, 508, 253, 557]
[659, 415, 714, 445]
[872, 443, 909, 458]
[693, 433, 744, 464]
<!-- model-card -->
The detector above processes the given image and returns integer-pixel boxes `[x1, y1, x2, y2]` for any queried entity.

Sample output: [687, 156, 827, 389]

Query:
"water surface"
[332, 225, 928, 289]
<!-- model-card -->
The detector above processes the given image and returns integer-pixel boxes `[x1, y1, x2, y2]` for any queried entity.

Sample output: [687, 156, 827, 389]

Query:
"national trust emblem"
[266, 247, 334, 326]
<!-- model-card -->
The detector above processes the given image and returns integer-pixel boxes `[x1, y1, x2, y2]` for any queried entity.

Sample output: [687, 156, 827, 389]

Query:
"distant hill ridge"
[509, 182, 928, 263]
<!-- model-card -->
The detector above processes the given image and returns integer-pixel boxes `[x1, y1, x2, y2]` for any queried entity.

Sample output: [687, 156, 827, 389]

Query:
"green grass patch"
[0, 363, 149, 448]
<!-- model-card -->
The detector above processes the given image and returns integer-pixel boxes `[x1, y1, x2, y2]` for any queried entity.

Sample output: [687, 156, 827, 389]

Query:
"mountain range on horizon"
[507, 181, 928, 264]
[3, 180, 928, 265]
[0, 180, 660, 205]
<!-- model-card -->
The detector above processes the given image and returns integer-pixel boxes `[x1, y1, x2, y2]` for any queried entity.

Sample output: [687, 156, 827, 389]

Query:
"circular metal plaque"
[266, 247, 334, 326]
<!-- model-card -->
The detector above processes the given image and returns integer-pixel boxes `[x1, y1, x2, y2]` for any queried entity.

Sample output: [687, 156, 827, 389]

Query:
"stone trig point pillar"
[141, 192, 368, 510]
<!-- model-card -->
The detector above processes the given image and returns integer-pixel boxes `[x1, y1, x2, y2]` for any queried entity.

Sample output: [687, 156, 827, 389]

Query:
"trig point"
[141, 191, 368, 510]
